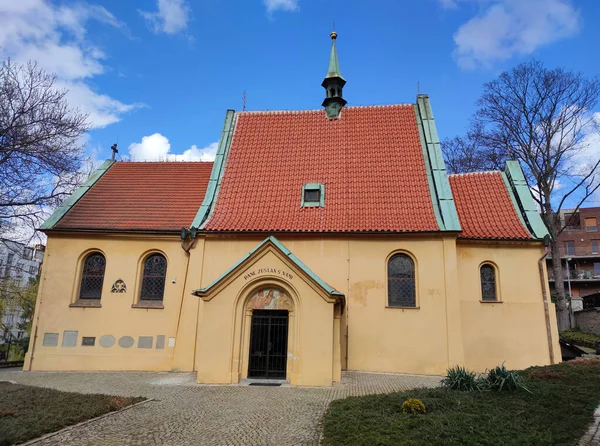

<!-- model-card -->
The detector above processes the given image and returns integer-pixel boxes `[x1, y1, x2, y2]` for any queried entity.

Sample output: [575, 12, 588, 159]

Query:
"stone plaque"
[118, 336, 134, 348]
[62, 330, 78, 347]
[43, 333, 59, 347]
[156, 335, 165, 349]
[138, 336, 153, 349]
[99, 335, 116, 348]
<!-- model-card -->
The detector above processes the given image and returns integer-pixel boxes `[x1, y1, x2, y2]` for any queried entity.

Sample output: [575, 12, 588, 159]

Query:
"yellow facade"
[25, 232, 560, 386]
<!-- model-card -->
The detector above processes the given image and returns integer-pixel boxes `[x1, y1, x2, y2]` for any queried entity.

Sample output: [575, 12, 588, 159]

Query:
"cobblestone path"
[0, 369, 441, 446]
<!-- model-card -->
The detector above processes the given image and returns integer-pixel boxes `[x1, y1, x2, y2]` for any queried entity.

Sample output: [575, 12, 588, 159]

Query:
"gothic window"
[140, 254, 167, 301]
[480, 264, 497, 301]
[387, 253, 416, 308]
[79, 253, 106, 300]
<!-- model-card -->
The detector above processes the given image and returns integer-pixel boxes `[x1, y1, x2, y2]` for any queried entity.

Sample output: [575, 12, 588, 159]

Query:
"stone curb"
[20, 398, 155, 445]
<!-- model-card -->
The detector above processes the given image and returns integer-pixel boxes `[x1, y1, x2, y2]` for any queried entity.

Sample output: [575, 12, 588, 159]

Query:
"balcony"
[548, 269, 600, 282]
[548, 248, 600, 259]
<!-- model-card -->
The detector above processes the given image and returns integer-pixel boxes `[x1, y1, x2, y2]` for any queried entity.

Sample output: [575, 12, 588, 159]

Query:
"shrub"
[570, 357, 600, 366]
[442, 366, 481, 391]
[560, 329, 600, 349]
[528, 370, 566, 380]
[485, 363, 530, 393]
[401, 398, 426, 415]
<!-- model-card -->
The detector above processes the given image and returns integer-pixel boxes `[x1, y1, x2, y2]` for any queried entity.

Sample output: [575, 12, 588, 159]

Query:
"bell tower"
[322, 31, 347, 119]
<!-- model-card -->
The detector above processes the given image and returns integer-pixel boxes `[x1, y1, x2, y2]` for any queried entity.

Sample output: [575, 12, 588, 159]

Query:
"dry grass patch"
[0, 382, 144, 446]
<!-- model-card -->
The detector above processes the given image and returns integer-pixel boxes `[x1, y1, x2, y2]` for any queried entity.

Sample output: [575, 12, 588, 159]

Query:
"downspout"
[172, 235, 194, 368]
[538, 235, 555, 365]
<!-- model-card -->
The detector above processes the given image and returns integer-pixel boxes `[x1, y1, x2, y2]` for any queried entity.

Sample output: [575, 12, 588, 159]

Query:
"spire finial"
[331, 19, 337, 40]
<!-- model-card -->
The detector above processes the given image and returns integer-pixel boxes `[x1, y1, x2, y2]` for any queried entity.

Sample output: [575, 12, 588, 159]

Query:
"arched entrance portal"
[246, 288, 293, 379]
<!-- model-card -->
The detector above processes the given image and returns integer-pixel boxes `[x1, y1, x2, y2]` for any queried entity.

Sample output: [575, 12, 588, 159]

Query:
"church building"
[24, 33, 560, 386]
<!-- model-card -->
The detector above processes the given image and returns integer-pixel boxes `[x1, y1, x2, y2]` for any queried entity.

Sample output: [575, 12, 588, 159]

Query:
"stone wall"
[575, 308, 600, 335]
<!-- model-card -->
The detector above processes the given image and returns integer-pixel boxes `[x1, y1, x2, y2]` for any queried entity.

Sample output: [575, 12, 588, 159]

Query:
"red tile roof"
[204, 105, 440, 232]
[55, 162, 213, 232]
[448, 171, 532, 240]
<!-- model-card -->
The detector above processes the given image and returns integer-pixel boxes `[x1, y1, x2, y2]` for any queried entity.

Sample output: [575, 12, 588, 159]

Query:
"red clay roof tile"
[204, 105, 439, 232]
[55, 162, 213, 232]
[449, 171, 532, 240]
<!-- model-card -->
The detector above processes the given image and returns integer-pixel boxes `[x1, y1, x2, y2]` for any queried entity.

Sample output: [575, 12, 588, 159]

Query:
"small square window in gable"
[301, 183, 325, 208]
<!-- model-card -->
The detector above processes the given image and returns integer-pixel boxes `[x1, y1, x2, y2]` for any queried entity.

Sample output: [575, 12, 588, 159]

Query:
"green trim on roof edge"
[415, 95, 461, 231]
[192, 236, 344, 297]
[504, 160, 549, 239]
[414, 105, 444, 230]
[191, 110, 236, 229]
[501, 171, 530, 235]
[40, 159, 115, 230]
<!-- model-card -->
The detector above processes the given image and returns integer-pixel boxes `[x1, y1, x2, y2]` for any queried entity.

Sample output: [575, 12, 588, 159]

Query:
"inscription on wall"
[244, 268, 293, 281]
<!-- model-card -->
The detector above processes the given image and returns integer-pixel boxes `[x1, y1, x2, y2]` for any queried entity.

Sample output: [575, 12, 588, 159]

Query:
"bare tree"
[445, 60, 600, 331]
[442, 122, 509, 174]
[0, 59, 90, 240]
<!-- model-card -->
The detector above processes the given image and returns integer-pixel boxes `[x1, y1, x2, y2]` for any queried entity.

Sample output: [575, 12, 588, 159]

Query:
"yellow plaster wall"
[457, 242, 560, 371]
[25, 233, 193, 372]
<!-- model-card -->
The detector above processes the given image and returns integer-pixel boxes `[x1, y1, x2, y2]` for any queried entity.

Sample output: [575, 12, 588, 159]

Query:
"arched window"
[480, 264, 497, 301]
[79, 253, 106, 300]
[387, 253, 416, 307]
[140, 254, 167, 301]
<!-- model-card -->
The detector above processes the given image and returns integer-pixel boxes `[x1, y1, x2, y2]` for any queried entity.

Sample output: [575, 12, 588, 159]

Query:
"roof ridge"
[448, 170, 501, 177]
[236, 103, 415, 115]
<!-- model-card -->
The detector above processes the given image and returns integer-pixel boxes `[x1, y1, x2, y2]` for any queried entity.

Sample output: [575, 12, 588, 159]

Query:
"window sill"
[385, 306, 420, 310]
[70, 300, 102, 308]
[132, 301, 164, 309]
[480, 300, 502, 304]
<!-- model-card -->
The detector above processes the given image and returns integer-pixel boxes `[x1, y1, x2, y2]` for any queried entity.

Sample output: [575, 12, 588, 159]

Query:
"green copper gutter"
[504, 160, 549, 239]
[501, 171, 530, 234]
[192, 236, 344, 297]
[191, 109, 236, 230]
[40, 159, 115, 230]
[415, 95, 461, 231]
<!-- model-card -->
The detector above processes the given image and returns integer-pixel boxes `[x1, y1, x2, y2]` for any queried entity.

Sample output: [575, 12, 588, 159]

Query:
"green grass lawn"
[0, 382, 144, 446]
[322, 359, 600, 446]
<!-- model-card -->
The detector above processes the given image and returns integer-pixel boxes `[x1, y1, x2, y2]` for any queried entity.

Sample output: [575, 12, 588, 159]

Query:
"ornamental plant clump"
[401, 398, 426, 415]
[485, 363, 530, 393]
[441, 365, 481, 391]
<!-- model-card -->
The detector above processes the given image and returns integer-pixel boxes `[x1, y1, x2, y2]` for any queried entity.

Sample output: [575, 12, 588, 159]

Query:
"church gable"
[193, 236, 343, 303]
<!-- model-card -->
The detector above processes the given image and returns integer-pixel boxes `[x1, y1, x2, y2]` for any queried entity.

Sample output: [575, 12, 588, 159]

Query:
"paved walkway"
[0, 369, 441, 445]
[580, 406, 600, 446]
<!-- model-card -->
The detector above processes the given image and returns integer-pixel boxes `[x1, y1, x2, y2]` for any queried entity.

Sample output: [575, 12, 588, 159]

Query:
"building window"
[593, 241, 599, 255]
[480, 264, 497, 301]
[563, 241, 575, 256]
[387, 253, 416, 308]
[301, 183, 325, 208]
[564, 212, 581, 230]
[29, 265, 37, 274]
[79, 253, 106, 300]
[140, 254, 167, 301]
[585, 217, 598, 232]
[595, 263, 600, 278]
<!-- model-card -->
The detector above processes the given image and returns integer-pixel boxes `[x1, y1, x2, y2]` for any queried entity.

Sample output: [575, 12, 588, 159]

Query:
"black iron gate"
[248, 310, 289, 379]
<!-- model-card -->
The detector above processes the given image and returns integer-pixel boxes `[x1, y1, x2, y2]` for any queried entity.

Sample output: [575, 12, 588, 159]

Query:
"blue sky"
[1, 0, 599, 163]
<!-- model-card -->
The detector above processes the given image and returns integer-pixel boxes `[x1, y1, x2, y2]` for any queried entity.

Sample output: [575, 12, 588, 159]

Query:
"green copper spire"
[325, 32, 345, 81]
[322, 31, 347, 119]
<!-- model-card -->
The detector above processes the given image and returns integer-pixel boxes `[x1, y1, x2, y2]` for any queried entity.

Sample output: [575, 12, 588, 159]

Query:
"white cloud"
[445, 0, 580, 69]
[140, 0, 190, 35]
[0, 0, 140, 129]
[263, 0, 299, 13]
[128, 133, 218, 162]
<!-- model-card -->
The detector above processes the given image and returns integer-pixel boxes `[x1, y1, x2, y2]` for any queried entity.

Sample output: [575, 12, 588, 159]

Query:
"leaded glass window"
[480, 264, 497, 301]
[140, 254, 167, 301]
[387, 254, 416, 307]
[79, 253, 106, 300]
